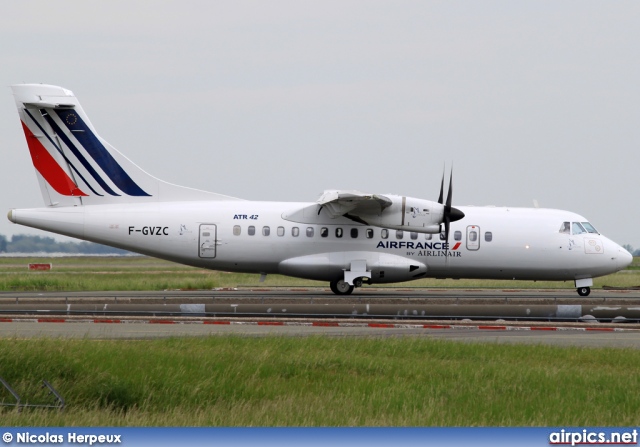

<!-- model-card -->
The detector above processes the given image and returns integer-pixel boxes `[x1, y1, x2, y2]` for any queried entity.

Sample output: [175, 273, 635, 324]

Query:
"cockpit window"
[581, 222, 599, 234]
[559, 222, 570, 234]
[572, 222, 587, 235]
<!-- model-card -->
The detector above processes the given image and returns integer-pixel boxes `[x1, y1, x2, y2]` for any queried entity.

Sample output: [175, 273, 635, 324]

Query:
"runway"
[2, 286, 639, 302]
[1, 288, 639, 348]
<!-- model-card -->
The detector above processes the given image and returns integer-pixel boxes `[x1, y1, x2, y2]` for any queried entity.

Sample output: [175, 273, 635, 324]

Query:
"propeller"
[438, 168, 465, 257]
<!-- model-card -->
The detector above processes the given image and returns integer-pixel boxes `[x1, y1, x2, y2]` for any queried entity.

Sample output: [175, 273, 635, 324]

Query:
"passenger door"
[466, 225, 480, 251]
[199, 224, 217, 258]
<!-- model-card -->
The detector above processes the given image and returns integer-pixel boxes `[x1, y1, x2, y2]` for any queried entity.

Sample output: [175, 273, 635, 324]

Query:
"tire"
[577, 286, 591, 297]
[330, 279, 354, 295]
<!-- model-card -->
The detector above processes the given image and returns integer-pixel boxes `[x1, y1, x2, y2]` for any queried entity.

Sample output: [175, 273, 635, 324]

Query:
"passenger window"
[396, 230, 404, 239]
[559, 222, 570, 234]
[336, 228, 343, 238]
[381, 229, 389, 239]
[469, 231, 478, 242]
[320, 227, 329, 238]
[410, 232, 418, 240]
[277, 226, 285, 237]
[233, 226, 241, 236]
[485, 231, 493, 242]
[292, 227, 299, 237]
[262, 226, 270, 236]
[366, 229, 374, 238]
[572, 222, 586, 235]
[248, 226, 255, 236]
[454, 231, 462, 241]
[351, 228, 358, 238]
[425, 234, 432, 240]
[306, 227, 314, 237]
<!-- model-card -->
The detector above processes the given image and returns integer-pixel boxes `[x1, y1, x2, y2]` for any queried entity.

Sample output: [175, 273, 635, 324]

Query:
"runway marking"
[0, 317, 638, 332]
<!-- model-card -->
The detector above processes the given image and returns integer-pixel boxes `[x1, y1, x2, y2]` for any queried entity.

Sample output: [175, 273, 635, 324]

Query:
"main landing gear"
[577, 286, 591, 297]
[330, 260, 372, 295]
[330, 279, 354, 295]
[330, 276, 369, 295]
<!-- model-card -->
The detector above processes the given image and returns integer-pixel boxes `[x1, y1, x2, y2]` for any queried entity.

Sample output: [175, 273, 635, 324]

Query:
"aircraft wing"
[317, 190, 393, 218]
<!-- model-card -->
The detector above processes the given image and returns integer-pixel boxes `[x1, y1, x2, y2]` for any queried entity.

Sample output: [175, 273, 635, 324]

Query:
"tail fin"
[12, 84, 240, 207]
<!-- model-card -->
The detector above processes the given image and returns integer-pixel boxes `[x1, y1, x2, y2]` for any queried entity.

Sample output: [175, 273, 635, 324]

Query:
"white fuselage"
[9, 84, 633, 296]
[8, 201, 632, 284]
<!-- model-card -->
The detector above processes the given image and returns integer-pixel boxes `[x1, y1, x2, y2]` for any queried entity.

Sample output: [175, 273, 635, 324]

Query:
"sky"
[1, 1, 639, 248]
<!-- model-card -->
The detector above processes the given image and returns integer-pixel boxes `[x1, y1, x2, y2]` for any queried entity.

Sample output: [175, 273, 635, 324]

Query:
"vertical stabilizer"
[12, 84, 240, 207]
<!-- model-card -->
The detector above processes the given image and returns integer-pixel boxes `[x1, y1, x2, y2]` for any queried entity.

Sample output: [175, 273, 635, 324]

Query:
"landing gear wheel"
[353, 277, 363, 288]
[577, 286, 591, 297]
[330, 279, 354, 295]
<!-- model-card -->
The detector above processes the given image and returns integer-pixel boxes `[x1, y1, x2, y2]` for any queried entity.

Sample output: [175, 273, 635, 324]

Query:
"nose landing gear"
[575, 278, 592, 297]
[577, 286, 591, 297]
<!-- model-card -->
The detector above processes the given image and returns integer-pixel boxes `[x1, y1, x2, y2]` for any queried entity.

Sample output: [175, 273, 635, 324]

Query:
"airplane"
[7, 84, 633, 296]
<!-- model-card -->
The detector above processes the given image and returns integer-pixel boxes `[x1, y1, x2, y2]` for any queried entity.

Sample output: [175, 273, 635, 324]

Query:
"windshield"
[560, 221, 600, 235]
[581, 222, 599, 234]
[572, 222, 587, 234]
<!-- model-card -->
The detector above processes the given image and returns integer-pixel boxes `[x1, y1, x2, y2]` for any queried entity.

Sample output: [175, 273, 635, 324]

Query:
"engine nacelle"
[279, 251, 427, 283]
[359, 195, 444, 234]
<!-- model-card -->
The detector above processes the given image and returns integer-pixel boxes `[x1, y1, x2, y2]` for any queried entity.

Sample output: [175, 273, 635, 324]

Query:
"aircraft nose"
[619, 247, 634, 270]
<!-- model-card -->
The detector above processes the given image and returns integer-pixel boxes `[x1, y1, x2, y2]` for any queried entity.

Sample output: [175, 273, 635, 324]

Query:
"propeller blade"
[444, 214, 451, 268]
[444, 215, 451, 244]
[441, 167, 464, 267]
[438, 168, 445, 205]
[446, 169, 453, 210]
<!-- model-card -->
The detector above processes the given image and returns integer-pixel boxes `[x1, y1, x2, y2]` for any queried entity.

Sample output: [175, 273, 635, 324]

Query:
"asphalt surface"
[1, 288, 639, 348]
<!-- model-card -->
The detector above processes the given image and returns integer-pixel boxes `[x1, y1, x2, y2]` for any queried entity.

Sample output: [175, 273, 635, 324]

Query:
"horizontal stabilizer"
[23, 101, 75, 109]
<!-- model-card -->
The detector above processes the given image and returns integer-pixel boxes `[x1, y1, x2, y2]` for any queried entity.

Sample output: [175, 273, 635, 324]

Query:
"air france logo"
[376, 241, 462, 257]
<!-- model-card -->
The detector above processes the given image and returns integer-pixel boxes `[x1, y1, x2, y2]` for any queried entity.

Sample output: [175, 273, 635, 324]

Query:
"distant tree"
[5, 234, 131, 255]
[0, 235, 6, 253]
[623, 244, 634, 254]
[634, 249, 640, 257]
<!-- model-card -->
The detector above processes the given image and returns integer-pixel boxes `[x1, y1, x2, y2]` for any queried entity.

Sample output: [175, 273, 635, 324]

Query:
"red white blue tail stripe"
[12, 83, 240, 206]
[14, 84, 150, 201]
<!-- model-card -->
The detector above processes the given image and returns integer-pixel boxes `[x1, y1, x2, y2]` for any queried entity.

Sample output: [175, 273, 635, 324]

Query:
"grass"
[0, 257, 638, 427]
[1, 336, 640, 426]
[0, 256, 637, 292]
